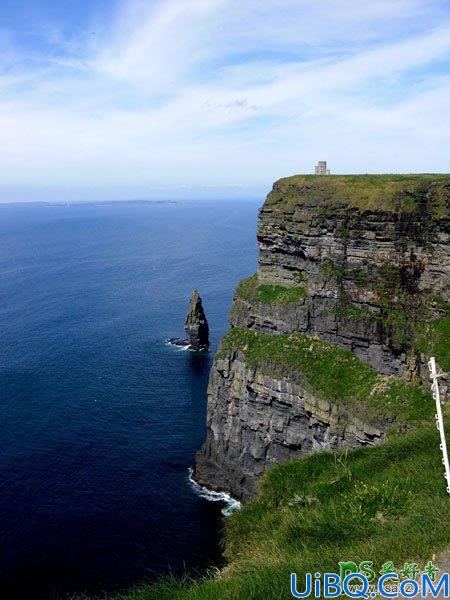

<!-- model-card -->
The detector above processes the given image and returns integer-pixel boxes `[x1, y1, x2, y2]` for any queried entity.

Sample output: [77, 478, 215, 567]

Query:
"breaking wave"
[165, 339, 191, 350]
[188, 468, 241, 517]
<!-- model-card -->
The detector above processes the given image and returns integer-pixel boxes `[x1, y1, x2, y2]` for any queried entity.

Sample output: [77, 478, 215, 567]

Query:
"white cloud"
[0, 0, 450, 201]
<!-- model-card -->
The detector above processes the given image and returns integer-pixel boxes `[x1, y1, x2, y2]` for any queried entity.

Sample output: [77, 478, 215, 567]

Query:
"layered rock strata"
[232, 177, 450, 378]
[195, 175, 450, 500]
[195, 350, 389, 501]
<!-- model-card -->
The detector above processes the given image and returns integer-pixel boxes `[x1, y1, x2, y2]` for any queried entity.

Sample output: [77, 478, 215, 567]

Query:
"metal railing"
[428, 357, 450, 496]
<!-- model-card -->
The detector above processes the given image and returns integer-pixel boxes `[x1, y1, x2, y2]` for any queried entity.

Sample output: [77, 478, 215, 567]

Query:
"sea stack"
[185, 290, 210, 351]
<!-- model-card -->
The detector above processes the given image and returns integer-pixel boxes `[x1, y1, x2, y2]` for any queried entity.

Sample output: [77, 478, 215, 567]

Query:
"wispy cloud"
[1, 0, 450, 201]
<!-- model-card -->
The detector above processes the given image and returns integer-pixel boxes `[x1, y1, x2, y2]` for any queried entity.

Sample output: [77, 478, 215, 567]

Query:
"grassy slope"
[416, 315, 450, 373]
[235, 274, 307, 305]
[218, 327, 433, 426]
[265, 174, 450, 214]
[109, 419, 450, 600]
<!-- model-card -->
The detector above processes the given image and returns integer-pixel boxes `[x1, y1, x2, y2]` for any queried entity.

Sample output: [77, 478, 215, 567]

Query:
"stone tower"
[315, 160, 330, 175]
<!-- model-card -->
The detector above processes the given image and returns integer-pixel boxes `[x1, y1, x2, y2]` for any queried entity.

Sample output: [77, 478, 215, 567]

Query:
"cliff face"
[195, 350, 387, 501]
[232, 176, 449, 378]
[195, 175, 450, 501]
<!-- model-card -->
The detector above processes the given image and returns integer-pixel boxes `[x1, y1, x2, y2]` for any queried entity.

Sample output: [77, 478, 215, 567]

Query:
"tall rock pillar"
[185, 290, 210, 351]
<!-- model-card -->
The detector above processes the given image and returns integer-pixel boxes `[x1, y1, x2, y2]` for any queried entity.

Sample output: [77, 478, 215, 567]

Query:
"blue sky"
[1, 0, 450, 202]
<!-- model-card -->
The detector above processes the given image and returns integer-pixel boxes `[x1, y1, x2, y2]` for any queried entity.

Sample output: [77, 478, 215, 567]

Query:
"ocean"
[0, 200, 259, 600]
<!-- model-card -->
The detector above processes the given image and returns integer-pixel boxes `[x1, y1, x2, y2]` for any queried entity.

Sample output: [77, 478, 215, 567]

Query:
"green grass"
[416, 315, 450, 372]
[217, 327, 433, 424]
[265, 174, 450, 214]
[236, 274, 307, 306]
[102, 419, 449, 600]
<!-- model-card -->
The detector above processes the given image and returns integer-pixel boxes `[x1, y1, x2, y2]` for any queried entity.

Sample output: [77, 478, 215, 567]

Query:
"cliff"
[107, 418, 450, 600]
[195, 174, 450, 501]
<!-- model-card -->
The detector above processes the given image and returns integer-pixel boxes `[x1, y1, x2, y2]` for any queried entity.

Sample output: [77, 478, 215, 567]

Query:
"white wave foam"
[188, 468, 241, 516]
[165, 339, 192, 351]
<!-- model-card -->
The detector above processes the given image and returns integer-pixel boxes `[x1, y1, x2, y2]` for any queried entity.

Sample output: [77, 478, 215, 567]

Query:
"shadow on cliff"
[187, 352, 211, 377]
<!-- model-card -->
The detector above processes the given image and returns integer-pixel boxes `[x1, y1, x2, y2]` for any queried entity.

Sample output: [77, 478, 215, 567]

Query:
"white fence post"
[428, 357, 450, 496]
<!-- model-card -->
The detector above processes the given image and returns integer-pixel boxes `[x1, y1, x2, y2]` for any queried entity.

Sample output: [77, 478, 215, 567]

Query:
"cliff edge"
[195, 174, 450, 501]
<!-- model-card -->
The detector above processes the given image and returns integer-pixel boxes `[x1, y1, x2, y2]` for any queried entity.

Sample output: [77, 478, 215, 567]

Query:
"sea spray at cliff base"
[188, 468, 241, 517]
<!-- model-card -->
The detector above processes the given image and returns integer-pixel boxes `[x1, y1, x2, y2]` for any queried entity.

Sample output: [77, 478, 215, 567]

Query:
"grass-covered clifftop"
[103, 419, 449, 600]
[265, 173, 450, 215]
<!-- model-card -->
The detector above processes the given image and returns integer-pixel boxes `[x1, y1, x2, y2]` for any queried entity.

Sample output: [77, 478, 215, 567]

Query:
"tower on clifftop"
[315, 160, 330, 175]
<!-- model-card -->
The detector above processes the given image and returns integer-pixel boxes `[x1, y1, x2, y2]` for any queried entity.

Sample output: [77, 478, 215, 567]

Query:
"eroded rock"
[185, 290, 210, 351]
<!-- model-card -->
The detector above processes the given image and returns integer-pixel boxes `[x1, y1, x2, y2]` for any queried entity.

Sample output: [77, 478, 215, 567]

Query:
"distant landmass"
[0, 199, 178, 207]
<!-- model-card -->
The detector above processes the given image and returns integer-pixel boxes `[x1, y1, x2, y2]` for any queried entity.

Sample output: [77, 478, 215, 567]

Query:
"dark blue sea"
[0, 200, 259, 600]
